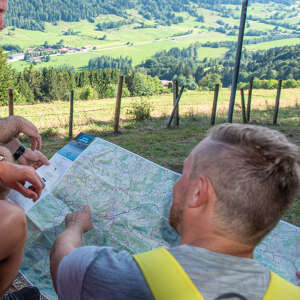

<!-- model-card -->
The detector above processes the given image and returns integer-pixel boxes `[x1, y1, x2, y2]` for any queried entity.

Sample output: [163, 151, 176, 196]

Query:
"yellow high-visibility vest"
[133, 248, 300, 300]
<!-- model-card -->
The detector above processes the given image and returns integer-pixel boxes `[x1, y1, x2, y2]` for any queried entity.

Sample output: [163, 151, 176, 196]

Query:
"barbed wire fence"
[5, 76, 290, 142]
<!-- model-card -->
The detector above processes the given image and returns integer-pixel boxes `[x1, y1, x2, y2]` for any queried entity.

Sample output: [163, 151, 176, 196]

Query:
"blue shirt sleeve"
[57, 246, 99, 300]
[57, 246, 154, 300]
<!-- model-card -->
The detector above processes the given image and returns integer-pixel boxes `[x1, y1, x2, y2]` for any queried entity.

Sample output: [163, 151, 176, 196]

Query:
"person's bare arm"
[0, 147, 14, 199]
[3, 138, 21, 155]
[50, 206, 93, 292]
[0, 117, 20, 144]
[0, 116, 42, 150]
[4, 138, 50, 169]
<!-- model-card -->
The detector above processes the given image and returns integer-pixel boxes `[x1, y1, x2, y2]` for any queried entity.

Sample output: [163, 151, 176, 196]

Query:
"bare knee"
[0, 201, 27, 234]
[0, 202, 27, 259]
[0, 202, 27, 297]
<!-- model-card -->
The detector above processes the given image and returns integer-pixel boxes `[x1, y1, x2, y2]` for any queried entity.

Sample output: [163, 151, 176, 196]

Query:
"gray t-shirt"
[57, 245, 270, 300]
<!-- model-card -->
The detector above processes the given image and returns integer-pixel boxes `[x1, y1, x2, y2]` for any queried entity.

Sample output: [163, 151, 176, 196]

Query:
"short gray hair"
[190, 124, 300, 245]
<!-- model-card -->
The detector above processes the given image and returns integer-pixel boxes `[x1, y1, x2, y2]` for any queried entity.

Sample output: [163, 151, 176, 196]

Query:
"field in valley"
[1, 2, 300, 71]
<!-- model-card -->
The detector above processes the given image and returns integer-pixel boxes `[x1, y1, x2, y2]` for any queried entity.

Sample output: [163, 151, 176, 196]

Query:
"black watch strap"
[13, 145, 26, 160]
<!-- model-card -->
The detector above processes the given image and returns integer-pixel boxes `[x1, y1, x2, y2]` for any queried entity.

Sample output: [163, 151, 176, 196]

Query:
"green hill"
[5, 0, 299, 30]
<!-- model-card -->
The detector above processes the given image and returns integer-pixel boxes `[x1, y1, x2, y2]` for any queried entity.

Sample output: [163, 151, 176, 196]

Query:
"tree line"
[88, 56, 133, 74]
[135, 43, 300, 89]
[199, 32, 300, 49]
[0, 49, 163, 105]
[96, 19, 135, 31]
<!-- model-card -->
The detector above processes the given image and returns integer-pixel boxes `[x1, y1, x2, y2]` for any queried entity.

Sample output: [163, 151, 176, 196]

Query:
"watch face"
[0, 154, 5, 161]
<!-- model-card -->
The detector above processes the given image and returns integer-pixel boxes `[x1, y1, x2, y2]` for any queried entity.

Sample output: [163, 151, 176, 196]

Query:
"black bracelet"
[13, 145, 26, 160]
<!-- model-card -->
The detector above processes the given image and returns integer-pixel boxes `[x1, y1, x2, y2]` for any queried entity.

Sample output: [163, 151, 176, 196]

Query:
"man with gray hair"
[51, 124, 300, 300]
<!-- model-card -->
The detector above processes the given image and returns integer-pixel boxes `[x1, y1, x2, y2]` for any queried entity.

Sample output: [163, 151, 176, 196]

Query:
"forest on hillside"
[0, 49, 163, 105]
[4, 0, 297, 30]
[134, 43, 300, 89]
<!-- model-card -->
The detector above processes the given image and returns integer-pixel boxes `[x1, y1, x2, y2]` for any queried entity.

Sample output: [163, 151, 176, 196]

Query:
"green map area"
[20, 138, 300, 300]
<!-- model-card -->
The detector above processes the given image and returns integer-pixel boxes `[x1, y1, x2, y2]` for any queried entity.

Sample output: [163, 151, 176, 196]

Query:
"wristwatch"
[13, 145, 26, 160]
[0, 154, 5, 162]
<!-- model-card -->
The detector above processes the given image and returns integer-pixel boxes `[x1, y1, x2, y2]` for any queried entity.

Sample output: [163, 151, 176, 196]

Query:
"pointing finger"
[38, 152, 50, 166]
[37, 135, 42, 150]
[30, 137, 37, 151]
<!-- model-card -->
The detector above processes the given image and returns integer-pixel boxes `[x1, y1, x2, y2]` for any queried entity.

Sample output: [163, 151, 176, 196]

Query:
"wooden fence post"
[69, 90, 74, 139]
[247, 77, 254, 122]
[240, 89, 247, 124]
[114, 75, 124, 134]
[273, 79, 282, 125]
[8, 89, 14, 116]
[167, 86, 184, 128]
[227, 0, 249, 123]
[173, 80, 179, 126]
[210, 84, 220, 126]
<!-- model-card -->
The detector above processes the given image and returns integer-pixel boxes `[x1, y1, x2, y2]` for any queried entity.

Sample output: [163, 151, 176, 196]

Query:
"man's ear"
[187, 176, 210, 208]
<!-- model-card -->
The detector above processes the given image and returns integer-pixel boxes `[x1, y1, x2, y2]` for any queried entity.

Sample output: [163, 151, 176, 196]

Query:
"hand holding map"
[18, 149, 50, 169]
[0, 162, 45, 201]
